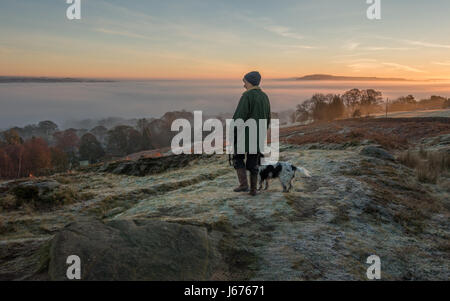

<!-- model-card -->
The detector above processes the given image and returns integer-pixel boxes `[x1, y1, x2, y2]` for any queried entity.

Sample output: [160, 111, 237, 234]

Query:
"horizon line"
[2, 74, 450, 82]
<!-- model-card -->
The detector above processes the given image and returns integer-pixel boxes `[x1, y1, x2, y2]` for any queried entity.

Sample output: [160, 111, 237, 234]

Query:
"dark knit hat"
[243, 71, 261, 86]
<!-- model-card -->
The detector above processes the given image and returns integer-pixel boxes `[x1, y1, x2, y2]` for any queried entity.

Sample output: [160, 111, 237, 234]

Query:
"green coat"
[232, 87, 271, 154]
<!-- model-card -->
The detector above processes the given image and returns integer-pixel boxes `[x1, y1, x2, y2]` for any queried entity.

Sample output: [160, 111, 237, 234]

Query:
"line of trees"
[293, 88, 383, 122]
[0, 111, 198, 179]
[293, 89, 450, 123]
[388, 95, 450, 112]
[0, 126, 142, 179]
[444, 98, 450, 108]
[0, 131, 61, 178]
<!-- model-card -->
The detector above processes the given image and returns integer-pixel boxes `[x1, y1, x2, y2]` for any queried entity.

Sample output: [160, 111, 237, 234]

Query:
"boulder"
[95, 154, 205, 176]
[47, 218, 228, 280]
[0, 237, 51, 281]
[7, 180, 78, 209]
[360, 145, 395, 161]
[12, 180, 60, 200]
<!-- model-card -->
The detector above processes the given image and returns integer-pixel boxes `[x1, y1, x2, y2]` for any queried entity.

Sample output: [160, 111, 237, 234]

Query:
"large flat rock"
[48, 218, 228, 280]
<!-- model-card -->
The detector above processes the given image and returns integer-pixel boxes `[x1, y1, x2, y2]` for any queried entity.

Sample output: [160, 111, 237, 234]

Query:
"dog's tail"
[292, 165, 311, 178]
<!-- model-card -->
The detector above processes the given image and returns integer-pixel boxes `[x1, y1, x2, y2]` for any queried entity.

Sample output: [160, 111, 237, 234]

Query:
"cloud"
[337, 58, 377, 63]
[333, 53, 366, 59]
[344, 59, 426, 74]
[235, 13, 305, 41]
[93, 0, 155, 21]
[263, 25, 304, 40]
[363, 46, 411, 51]
[342, 40, 411, 52]
[277, 44, 321, 52]
[91, 1, 241, 46]
[373, 36, 450, 49]
[337, 58, 378, 70]
[382, 62, 426, 73]
[343, 42, 360, 51]
[94, 28, 150, 39]
[432, 61, 450, 66]
[347, 62, 380, 72]
[402, 40, 450, 49]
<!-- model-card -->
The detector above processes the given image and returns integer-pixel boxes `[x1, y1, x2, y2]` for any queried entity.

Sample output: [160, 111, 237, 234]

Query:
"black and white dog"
[258, 162, 311, 192]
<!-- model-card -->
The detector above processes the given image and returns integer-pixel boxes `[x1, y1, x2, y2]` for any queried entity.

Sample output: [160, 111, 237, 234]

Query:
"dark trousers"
[233, 153, 261, 175]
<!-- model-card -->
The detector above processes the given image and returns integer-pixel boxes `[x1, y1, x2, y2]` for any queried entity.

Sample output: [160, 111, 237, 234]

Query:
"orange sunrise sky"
[1, 0, 450, 80]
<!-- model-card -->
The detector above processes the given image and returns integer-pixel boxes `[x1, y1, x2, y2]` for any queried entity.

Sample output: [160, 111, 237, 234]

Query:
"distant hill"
[295, 74, 409, 81]
[0, 76, 115, 83]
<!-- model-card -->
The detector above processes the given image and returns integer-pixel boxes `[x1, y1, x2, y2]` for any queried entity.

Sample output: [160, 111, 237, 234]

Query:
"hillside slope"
[0, 125, 449, 280]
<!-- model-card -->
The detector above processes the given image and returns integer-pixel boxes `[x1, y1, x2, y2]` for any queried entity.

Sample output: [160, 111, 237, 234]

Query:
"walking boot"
[249, 173, 258, 196]
[233, 168, 249, 192]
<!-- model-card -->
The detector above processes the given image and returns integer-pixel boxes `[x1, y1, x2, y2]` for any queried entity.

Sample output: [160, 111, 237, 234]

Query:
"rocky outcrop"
[88, 154, 208, 176]
[360, 145, 395, 161]
[0, 180, 81, 210]
[0, 237, 51, 280]
[421, 133, 450, 153]
[47, 218, 230, 281]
